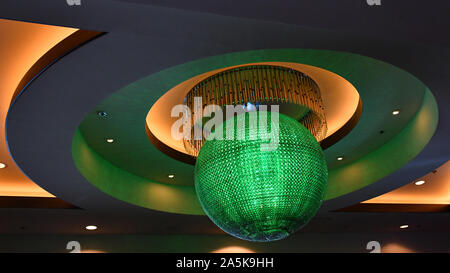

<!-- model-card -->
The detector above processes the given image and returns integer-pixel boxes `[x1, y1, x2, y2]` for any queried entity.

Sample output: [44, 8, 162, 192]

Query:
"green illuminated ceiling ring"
[72, 49, 438, 215]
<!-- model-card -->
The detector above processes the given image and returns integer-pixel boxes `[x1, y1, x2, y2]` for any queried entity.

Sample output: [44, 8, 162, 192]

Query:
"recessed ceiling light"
[400, 225, 409, 229]
[337, 157, 344, 161]
[0, 163, 6, 169]
[168, 174, 175, 179]
[97, 111, 108, 117]
[392, 110, 400, 115]
[414, 180, 425, 186]
[85, 225, 98, 230]
[106, 138, 114, 143]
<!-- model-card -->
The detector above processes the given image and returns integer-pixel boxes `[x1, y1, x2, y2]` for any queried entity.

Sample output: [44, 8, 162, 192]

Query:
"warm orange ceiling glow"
[211, 246, 255, 253]
[147, 62, 360, 154]
[382, 243, 415, 253]
[80, 249, 107, 253]
[0, 19, 77, 197]
[363, 161, 450, 205]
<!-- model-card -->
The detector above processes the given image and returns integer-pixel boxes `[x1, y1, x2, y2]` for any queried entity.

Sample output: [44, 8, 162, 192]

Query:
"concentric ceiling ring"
[145, 61, 361, 164]
[69, 49, 437, 215]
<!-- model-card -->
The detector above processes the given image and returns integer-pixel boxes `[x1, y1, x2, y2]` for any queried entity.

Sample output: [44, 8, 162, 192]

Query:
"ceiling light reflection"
[211, 246, 255, 253]
[85, 225, 98, 230]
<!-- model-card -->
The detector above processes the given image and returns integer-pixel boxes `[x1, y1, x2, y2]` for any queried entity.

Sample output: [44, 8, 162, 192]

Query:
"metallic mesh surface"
[184, 64, 327, 156]
[194, 112, 328, 242]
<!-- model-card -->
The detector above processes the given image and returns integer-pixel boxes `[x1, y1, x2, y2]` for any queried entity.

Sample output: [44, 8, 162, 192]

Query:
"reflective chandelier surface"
[195, 112, 328, 242]
[188, 65, 329, 242]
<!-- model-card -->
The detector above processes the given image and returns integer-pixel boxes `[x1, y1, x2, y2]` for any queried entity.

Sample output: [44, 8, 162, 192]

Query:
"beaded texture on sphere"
[194, 112, 328, 242]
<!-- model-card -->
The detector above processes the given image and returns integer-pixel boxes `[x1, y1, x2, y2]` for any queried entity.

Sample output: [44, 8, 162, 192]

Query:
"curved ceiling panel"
[146, 61, 361, 156]
[0, 19, 76, 197]
[363, 160, 450, 205]
[71, 49, 437, 215]
[5, 3, 449, 216]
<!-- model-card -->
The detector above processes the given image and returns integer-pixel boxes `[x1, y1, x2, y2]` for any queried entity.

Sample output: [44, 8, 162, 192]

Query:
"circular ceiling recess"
[72, 49, 438, 216]
[146, 61, 360, 162]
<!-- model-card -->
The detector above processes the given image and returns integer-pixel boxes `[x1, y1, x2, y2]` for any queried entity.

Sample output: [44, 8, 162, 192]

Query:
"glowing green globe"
[194, 112, 328, 242]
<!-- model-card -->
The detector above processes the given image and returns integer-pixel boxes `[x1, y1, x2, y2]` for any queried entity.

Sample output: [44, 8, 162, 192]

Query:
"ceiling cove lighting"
[211, 246, 255, 253]
[195, 112, 328, 242]
[85, 225, 98, 230]
[0, 163, 6, 169]
[414, 180, 426, 186]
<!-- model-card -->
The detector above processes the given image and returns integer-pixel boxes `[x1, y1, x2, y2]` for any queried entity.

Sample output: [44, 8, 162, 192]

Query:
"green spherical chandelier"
[188, 65, 329, 242]
[195, 112, 328, 242]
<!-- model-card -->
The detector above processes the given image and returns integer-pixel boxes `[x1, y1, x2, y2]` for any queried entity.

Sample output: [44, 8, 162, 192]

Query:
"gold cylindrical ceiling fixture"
[183, 64, 327, 156]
